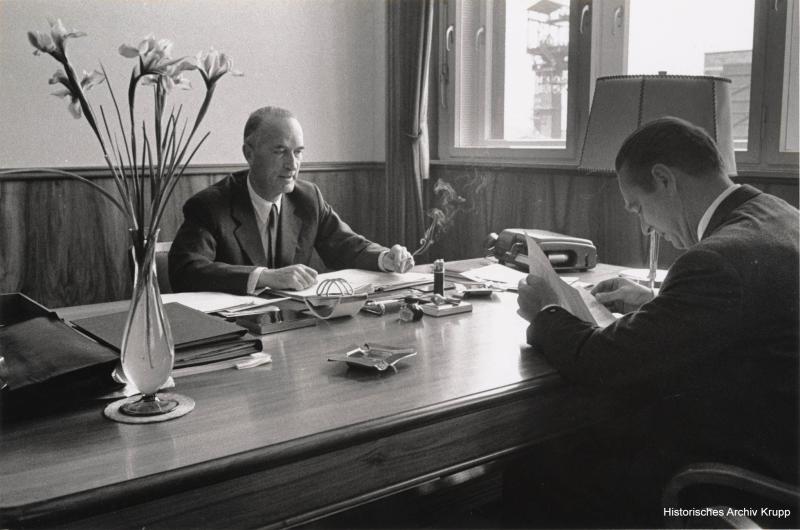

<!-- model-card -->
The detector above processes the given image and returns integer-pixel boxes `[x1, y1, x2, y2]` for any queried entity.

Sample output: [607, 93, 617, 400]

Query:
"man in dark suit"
[169, 106, 414, 294]
[513, 117, 799, 527]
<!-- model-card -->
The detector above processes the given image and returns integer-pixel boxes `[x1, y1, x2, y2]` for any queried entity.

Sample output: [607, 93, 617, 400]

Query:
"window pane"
[455, 0, 571, 149]
[505, 0, 570, 145]
[627, 0, 755, 150]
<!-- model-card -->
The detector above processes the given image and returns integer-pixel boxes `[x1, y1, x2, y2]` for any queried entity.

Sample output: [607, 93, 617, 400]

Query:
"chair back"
[155, 241, 172, 294]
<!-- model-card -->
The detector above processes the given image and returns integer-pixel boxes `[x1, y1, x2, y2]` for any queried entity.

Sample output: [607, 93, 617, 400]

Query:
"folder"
[1, 293, 122, 417]
[71, 302, 247, 351]
[71, 303, 261, 367]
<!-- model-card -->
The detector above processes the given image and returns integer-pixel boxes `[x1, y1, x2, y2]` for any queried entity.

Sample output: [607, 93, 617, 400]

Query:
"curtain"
[386, 0, 435, 253]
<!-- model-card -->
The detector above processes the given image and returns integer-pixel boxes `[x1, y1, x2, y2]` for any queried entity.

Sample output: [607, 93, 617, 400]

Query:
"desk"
[1, 261, 625, 529]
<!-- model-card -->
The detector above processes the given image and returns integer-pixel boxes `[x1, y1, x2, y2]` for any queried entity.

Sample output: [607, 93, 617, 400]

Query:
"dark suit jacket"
[169, 171, 386, 294]
[528, 185, 800, 484]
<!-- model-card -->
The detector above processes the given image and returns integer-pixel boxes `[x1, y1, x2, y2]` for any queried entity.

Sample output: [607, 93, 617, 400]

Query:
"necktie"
[267, 204, 278, 268]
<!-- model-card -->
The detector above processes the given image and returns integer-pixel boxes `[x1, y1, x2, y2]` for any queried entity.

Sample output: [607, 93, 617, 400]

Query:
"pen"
[648, 231, 660, 291]
[214, 301, 256, 313]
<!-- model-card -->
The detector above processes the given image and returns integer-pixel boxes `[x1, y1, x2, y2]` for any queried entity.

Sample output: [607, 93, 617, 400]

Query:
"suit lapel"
[278, 191, 302, 266]
[703, 184, 762, 239]
[231, 172, 268, 266]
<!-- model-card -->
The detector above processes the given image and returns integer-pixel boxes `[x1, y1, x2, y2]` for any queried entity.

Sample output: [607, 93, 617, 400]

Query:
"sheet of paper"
[523, 233, 615, 327]
[618, 268, 668, 285]
[161, 292, 275, 313]
[575, 287, 618, 327]
[271, 269, 432, 299]
[460, 263, 528, 289]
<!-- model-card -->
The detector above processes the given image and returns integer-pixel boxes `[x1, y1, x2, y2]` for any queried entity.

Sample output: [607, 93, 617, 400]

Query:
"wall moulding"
[0, 162, 386, 181]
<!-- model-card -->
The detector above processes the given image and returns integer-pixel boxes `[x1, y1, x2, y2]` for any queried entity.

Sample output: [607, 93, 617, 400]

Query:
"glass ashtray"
[327, 343, 417, 372]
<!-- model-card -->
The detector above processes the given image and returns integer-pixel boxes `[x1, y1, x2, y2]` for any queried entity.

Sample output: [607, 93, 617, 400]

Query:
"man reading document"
[170, 106, 413, 294]
[512, 117, 799, 527]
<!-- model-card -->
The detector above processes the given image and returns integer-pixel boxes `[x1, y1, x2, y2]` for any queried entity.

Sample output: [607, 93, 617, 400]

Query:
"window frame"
[436, 0, 592, 167]
[435, 0, 799, 177]
[730, 0, 800, 172]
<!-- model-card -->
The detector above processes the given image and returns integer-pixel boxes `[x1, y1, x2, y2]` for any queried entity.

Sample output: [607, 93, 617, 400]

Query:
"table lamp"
[579, 73, 738, 288]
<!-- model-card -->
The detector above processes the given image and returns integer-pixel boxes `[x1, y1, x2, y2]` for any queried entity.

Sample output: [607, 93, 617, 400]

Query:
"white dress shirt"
[246, 175, 281, 294]
[245, 176, 392, 294]
[697, 184, 741, 242]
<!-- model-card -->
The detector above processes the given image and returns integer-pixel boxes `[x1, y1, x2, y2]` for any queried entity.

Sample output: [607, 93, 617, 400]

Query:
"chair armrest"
[663, 462, 800, 529]
[664, 462, 800, 507]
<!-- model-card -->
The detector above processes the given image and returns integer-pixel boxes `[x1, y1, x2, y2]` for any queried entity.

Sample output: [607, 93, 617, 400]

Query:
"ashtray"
[327, 343, 417, 372]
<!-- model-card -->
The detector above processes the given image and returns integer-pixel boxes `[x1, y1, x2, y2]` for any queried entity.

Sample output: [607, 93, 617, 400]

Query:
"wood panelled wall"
[1, 163, 796, 308]
[423, 165, 799, 271]
[0, 164, 386, 308]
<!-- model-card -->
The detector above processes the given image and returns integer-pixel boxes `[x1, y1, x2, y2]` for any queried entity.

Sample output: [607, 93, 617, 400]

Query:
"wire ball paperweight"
[304, 278, 367, 320]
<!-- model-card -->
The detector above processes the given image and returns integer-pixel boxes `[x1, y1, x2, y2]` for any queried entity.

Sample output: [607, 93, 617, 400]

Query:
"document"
[161, 292, 275, 314]
[270, 269, 432, 299]
[460, 263, 528, 290]
[524, 233, 616, 327]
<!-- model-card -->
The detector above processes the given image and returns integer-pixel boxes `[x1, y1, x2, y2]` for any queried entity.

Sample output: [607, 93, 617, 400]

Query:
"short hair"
[614, 117, 726, 191]
[243, 106, 296, 146]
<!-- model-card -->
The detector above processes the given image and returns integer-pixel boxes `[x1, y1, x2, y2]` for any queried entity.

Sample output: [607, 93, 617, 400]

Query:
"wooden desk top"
[0, 261, 624, 528]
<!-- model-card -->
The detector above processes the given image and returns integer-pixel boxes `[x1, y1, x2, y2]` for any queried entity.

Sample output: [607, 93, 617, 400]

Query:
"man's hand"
[381, 244, 414, 273]
[258, 264, 318, 290]
[590, 277, 654, 314]
[517, 274, 561, 322]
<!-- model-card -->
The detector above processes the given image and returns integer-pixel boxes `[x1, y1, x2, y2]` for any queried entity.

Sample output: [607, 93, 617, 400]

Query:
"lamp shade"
[579, 74, 737, 176]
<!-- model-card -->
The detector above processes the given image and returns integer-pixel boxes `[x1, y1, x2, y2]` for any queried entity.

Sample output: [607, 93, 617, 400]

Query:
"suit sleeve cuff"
[377, 250, 389, 272]
[247, 267, 268, 294]
[540, 304, 564, 314]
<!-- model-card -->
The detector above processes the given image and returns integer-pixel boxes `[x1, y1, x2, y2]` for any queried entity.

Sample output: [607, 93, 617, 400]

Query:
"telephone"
[487, 229, 597, 271]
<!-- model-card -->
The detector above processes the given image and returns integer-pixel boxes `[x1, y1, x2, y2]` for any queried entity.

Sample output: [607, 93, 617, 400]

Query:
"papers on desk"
[270, 269, 432, 300]
[523, 233, 616, 327]
[460, 263, 527, 291]
[618, 267, 668, 288]
[173, 352, 272, 377]
[161, 292, 275, 314]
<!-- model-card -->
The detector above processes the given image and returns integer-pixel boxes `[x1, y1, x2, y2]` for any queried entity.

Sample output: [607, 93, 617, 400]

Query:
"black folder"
[1, 293, 122, 418]
[71, 302, 248, 351]
[71, 303, 261, 367]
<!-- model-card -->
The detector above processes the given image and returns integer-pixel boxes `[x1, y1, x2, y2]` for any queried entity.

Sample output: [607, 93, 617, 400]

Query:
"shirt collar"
[697, 184, 740, 241]
[246, 173, 282, 225]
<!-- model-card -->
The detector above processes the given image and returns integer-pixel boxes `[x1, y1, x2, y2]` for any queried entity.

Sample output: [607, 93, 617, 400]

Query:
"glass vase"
[118, 228, 177, 416]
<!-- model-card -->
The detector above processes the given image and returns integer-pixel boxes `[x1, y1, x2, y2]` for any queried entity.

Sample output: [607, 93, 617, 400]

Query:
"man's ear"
[242, 142, 252, 164]
[650, 163, 678, 194]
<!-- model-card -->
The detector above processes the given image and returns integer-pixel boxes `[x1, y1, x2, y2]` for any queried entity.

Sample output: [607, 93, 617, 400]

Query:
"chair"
[155, 241, 172, 294]
[663, 462, 800, 529]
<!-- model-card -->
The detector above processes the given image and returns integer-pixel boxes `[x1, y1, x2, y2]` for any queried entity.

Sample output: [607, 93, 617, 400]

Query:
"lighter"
[433, 259, 445, 296]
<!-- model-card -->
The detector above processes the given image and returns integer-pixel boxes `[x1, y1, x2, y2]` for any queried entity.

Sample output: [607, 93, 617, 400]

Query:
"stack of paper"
[270, 269, 432, 300]
[460, 263, 528, 291]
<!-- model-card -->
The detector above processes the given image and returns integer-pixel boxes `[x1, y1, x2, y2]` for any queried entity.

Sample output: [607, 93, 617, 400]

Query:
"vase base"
[121, 394, 179, 416]
[104, 392, 195, 424]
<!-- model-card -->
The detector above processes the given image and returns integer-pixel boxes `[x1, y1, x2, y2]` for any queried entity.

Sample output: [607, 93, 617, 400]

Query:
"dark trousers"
[502, 415, 675, 529]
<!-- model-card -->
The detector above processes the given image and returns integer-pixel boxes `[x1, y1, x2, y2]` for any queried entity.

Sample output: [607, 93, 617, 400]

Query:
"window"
[614, 0, 798, 171]
[438, 0, 798, 174]
[625, 0, 755, 151]
[438, 0, 592, 163]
